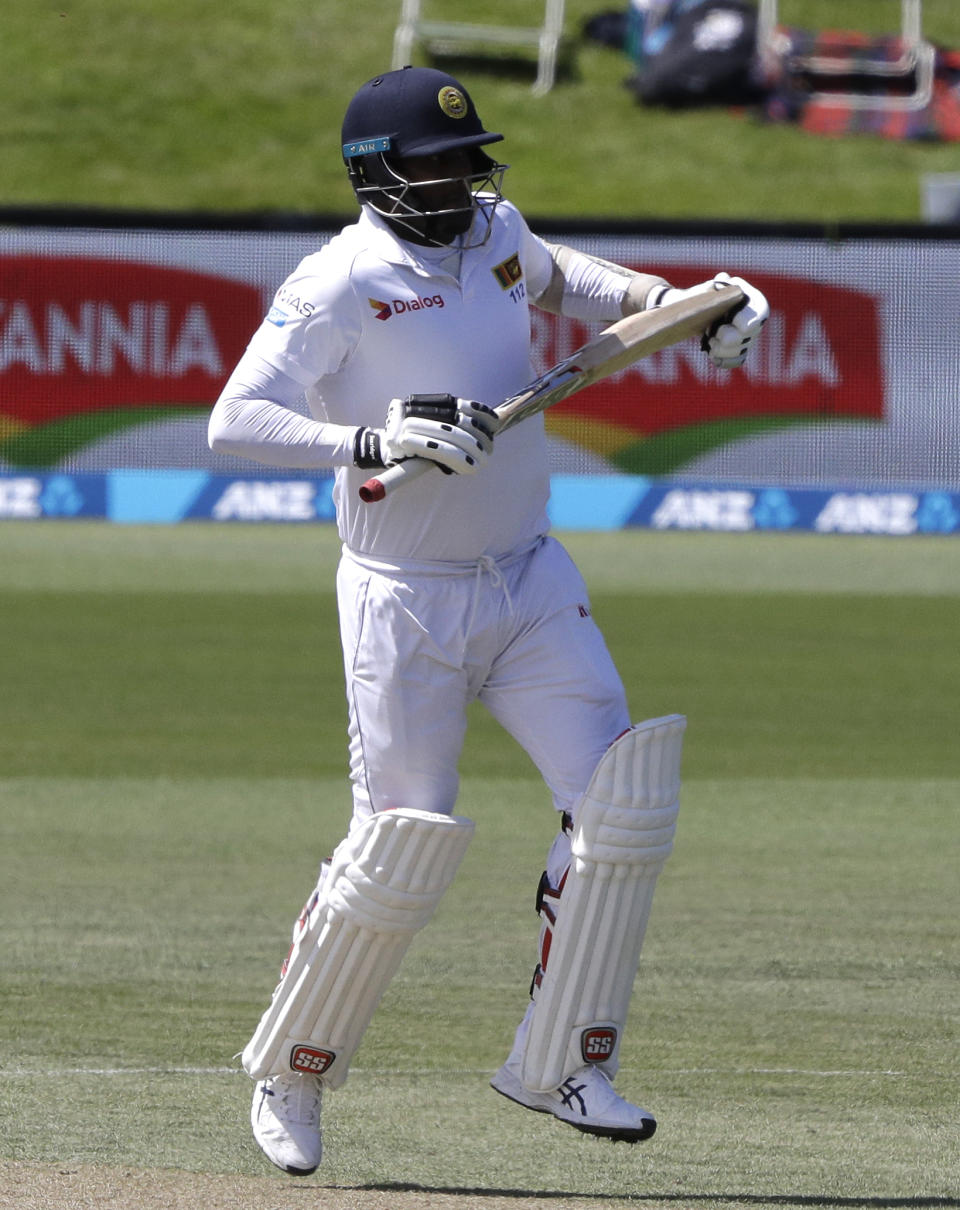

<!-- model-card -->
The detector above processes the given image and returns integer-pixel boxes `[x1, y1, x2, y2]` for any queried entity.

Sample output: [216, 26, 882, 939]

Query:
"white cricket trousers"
[336, 536, 630, 826]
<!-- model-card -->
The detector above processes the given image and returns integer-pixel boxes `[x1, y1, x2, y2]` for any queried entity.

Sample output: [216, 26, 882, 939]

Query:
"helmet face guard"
[345, 146, 507, 248]
[341, 67, 507, 248]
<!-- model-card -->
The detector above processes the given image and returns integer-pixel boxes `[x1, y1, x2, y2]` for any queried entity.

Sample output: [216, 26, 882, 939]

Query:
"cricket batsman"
[208, 65, 768, 1174]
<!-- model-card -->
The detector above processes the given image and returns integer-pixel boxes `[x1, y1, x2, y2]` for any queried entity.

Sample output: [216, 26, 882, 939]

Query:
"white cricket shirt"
[242, 202, 558, 561]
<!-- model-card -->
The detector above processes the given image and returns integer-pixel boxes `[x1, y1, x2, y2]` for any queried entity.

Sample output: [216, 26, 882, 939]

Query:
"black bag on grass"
[627, 0, 764, 107]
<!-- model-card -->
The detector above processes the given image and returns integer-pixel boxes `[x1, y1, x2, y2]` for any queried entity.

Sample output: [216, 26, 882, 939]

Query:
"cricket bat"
[358, 281, 745, 503]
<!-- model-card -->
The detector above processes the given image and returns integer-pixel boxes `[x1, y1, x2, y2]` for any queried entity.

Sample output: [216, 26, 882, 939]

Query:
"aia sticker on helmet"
[437, 86, 468, 119]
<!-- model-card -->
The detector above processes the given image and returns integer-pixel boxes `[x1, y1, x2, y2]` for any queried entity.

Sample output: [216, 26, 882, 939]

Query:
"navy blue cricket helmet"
[341, 66, 507, 247]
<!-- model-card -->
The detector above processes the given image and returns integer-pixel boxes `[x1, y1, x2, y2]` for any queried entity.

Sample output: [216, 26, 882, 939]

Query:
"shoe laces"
[574, 1064, 623, 1109]
[273, 1075, 322, 1127]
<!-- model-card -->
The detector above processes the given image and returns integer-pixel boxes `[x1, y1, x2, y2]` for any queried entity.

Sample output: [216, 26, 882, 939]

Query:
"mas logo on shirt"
[492, 253, 522, 290]
[266, 286, 316, 327]
[368, 294, 446, 321]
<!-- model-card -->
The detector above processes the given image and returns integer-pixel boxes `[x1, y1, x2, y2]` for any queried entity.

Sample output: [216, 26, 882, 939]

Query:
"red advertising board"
[0, 253, 884, 477]
[0, 255, 262, 425]
[533, 268, 884, 472]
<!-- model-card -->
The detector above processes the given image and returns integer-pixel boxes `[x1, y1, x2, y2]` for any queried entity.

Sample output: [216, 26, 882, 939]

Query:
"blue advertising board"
[3, 469, 957, 536]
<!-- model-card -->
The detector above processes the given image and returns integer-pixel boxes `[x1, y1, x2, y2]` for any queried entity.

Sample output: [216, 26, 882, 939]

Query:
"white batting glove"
[701, 272, 769, 369]
[353, 394, 497, 475]
[650, 272, 770, 370]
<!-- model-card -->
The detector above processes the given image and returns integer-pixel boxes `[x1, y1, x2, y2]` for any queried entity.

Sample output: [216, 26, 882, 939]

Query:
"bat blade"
[359, 283, 744, 502]
[495, 282, 744, 431]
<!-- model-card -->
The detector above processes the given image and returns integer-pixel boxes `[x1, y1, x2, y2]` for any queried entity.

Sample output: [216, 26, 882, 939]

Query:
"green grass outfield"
[1, 523, 958, 1209]
[5, 0, 960, 222]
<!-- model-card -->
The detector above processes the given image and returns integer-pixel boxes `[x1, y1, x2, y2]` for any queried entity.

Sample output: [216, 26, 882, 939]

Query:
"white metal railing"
[757, 0, 934, 111]
[392, 0, 566, 96]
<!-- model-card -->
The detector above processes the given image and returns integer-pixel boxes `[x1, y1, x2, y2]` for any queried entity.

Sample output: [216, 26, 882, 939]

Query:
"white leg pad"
[520, 715, 685, 1093]
[242, 808, 474, 1088]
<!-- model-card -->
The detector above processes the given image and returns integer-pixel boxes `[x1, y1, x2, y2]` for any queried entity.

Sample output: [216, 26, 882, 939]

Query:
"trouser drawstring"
[466, 554, 516, 634]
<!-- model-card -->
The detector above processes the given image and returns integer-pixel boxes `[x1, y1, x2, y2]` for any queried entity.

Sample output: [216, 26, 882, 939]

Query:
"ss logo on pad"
[581, 1027, 617, 1063]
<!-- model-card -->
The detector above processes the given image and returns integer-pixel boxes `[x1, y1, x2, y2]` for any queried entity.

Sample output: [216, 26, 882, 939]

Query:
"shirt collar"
[358, 205, 472, 275]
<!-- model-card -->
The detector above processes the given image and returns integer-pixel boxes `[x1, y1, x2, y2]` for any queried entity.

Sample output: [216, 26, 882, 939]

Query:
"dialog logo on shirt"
[368, 295, 445, 321]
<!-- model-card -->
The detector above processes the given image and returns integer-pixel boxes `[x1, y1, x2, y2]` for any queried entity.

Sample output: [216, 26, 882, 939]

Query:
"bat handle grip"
[359, 456, 434, 502]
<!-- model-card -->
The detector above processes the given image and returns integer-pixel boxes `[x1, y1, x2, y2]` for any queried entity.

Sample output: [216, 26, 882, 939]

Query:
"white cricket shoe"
[250, 1073, 323, 1175]
[490, 1059, 656, 1143]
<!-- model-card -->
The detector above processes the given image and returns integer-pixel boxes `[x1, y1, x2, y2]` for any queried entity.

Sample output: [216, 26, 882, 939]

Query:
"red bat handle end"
[359, 477, 386, 503]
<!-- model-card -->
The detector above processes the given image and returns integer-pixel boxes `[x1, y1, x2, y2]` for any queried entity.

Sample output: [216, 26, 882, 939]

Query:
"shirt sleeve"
[527, 238, 669, 322]
[208, 349, 359, 468]
[207, 247, 366, 469]
[246, 251, 364, 386]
